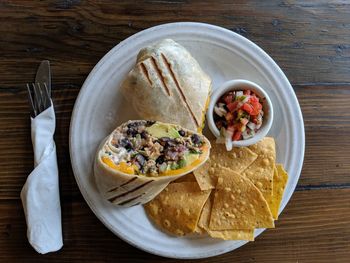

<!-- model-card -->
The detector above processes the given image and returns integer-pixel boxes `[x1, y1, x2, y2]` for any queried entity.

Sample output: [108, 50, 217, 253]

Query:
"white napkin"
[20, 104, 63, 254]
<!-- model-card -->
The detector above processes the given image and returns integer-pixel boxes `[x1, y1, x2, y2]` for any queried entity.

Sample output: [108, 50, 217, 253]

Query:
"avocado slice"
[169, 153, 199, 171]
[184, 153, 200, 165]
[145, 123, 180, 138]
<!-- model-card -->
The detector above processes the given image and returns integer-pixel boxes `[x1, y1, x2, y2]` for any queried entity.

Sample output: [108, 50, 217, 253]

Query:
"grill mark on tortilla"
[117, 194, 145, 206]
[150, 56, 171, 96]
[108, 180, 154, 203]
[140, 62, 152, 86]
[161, 53, 200, 127]
[107, 177, 138, 193]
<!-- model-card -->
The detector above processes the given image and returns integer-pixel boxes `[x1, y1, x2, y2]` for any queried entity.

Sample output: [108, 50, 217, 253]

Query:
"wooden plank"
[297, 85, 350, 186]
[1, 85, 349, 200]
[0, 1, 350, 85]
[0, 188, 349, 262]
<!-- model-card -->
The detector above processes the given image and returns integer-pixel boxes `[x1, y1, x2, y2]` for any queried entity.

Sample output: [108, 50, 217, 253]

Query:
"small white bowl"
[207, 79, 273, 147]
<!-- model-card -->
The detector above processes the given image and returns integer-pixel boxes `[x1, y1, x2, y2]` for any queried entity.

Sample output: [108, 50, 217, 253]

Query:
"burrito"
[121, 39, 211, 132]
[94, 120, 211, 207]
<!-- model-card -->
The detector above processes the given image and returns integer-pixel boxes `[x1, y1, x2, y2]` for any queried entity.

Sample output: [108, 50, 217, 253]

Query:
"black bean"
[146, 120, 156, 127]
[126, 128, 138, 136]
[134, 154, 146, 166]
[178, 130, 186, 136]
[156, 155, 165, 164]
[140, 131, 148, 139]
[119, 138, 132, 150]
[158, 137, 171, 146]
[127, 121, 144, 129]
[165, 149, 178, 161]
[191, 134, 202, 145]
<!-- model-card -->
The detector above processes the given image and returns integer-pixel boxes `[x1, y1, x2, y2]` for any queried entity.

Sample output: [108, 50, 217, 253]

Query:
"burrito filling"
[101, 121, 208, 176]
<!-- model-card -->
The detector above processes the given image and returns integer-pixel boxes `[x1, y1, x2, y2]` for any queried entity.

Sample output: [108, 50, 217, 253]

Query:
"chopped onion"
[225, 139, 233, 151]
[257, 113, 263, 123]
[241, 95, 250, 103]
[218, 103, 225, 107]
[225, 129, 233, 151]
[240, 118, 249, 126]
[243, 130, 255, 140]
[236, 91, 243, 97]
[247, 122, 256, 130]
[256, 123, 262, 130]
[214, 106, 227, 117]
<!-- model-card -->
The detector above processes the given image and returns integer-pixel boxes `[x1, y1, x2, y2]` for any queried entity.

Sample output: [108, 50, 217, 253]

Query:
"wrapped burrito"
[121, 39, 211, 132]
[94, 120, 211, 207]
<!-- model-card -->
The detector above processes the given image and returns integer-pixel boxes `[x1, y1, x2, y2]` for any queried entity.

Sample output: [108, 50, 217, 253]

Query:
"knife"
[35, 60, 51, 97]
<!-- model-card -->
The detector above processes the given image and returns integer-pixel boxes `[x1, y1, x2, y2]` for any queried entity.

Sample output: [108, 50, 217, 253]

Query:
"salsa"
[214, 89, 264, 150]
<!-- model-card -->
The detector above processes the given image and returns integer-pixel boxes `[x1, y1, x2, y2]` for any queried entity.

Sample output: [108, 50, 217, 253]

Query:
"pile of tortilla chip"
[144, 137, 289, 241]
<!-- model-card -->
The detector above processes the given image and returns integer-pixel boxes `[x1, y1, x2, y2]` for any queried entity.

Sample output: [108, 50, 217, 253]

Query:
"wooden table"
[1, 1, 349, 262]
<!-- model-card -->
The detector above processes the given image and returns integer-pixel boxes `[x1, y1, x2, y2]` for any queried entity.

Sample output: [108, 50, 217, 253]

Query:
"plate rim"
[69, 22, 305, 259]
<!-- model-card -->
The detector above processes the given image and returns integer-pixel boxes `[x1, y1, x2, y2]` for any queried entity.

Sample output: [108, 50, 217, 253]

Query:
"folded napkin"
[20, 104, 63, 254]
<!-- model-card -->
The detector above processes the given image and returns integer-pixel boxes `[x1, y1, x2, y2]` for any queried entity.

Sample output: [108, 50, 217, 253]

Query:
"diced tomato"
[227, 101, 239, 112]
[243, 90, 251, 95]
[250, 102, 263, 116]
[223, 94, 233, 104]
[242, 103, 254, 114]
[249, 95, 259, 104]
[233, 122, 242, 130]
[232, 131, 242, 141]
[225, 112, 234, 121]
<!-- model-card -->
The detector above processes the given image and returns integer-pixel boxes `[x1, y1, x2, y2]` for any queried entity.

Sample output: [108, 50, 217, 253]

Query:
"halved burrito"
[121, 39, 211, 132]
[94, 120, 211, 207]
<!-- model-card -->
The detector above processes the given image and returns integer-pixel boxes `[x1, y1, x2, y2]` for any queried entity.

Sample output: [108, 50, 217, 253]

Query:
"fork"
[26, 83, 51, 117]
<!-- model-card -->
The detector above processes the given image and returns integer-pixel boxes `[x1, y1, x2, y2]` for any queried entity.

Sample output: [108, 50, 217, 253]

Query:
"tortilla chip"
[193, 160, 217, 190]
[144, 182, 211, 236]
[174, 172, 197, 183]
[193, 143, 258, 190]
[198, 193, 254, 241]
[266, 164, 288, 219]
[244, 137, 276, 199]
[208, 229, 255, 241]
[209, 166, 274, 230]
[194, 224, 205, 234]
[197, 192, 213, 230]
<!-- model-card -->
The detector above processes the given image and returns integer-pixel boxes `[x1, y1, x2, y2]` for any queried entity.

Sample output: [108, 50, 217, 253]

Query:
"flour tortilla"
[121, 39, 211, 132]
[94, 120, 211, 207]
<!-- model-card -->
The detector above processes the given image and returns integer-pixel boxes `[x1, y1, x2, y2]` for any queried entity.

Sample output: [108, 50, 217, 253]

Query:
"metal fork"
[26, 83, 51, 117]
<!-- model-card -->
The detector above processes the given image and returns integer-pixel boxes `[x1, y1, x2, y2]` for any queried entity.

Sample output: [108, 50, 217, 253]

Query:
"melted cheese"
[102, 157, 135, 174]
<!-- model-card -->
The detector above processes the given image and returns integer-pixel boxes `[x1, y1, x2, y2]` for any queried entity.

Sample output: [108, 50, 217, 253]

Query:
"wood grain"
[1, 189, 349, 262]
[0, 1, 350, 86]
[0, 0, 350, 262]
[1, 85, 349, 200]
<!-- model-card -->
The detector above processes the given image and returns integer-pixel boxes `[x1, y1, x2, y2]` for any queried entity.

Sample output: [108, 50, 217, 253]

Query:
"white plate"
[69, 22, 305, 259]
